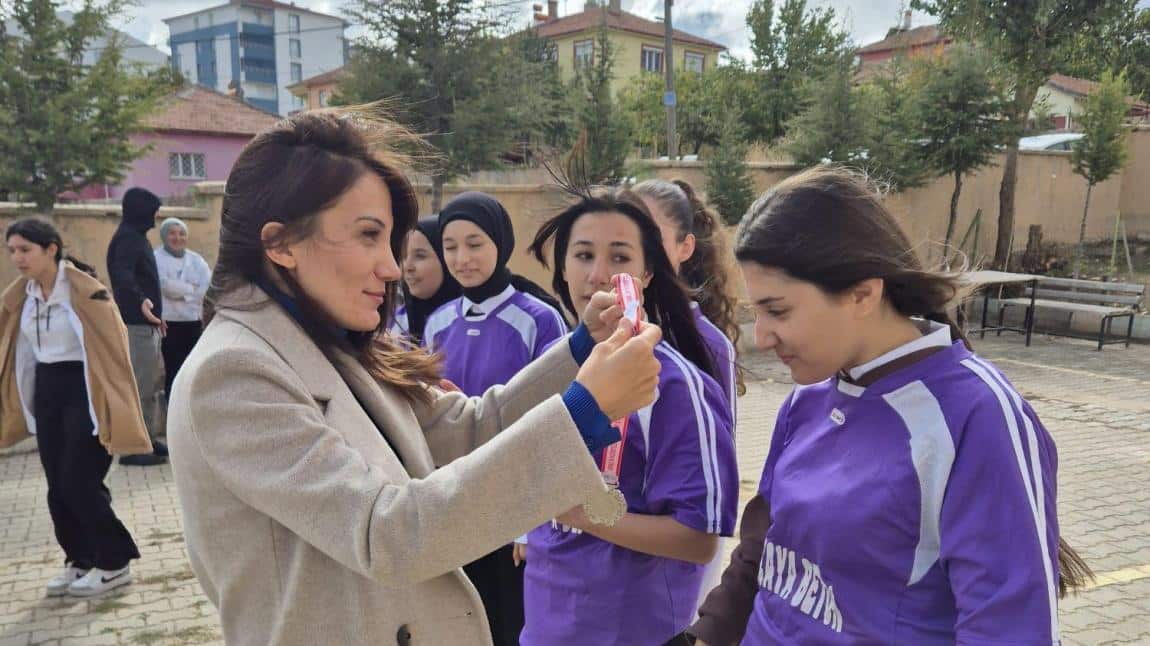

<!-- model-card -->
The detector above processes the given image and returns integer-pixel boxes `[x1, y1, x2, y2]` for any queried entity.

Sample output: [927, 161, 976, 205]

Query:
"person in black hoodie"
[107, 188, 168, 466]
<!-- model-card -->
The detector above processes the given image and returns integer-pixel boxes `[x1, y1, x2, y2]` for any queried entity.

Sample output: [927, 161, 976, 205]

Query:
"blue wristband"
[567, 323, 595, 366]
[561, 381, 620, 454]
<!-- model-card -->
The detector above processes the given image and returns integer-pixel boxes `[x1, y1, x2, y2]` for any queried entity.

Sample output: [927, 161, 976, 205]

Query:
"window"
[574, 40, 593, 69]
[290, 39, 301, 58]
[193, 16, 200, 30]
[288, 14, 301, 33]
[318, 90, 329, 107]
[641, 46, 664, 73]
[291, 63, 303, 83]
[684, 52, 705, 74]
[293, 95, 305, 110]
[543, 44, 558, 63]
[169, 153, 206, 180]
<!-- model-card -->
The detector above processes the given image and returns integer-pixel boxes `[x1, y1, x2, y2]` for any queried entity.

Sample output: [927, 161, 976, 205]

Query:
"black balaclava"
[438, 192, 515, 304]
[402, 216, 462, 343]
[121, 187, 162, 233]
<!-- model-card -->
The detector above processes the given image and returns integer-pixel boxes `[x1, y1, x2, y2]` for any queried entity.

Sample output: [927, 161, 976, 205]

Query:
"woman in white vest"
[153, 217, 211, 403]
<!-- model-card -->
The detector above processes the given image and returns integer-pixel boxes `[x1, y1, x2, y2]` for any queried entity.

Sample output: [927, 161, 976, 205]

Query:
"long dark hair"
[206, 109, 440, 403]
[632, 178, 745, 394]
[5, 218, 97, 278]
[734, 166, 1092, 597]
[528, 187, 716, 382]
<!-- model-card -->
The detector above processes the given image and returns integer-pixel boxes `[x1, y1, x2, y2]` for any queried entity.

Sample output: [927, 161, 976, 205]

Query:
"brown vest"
[0, 262, 152, 454]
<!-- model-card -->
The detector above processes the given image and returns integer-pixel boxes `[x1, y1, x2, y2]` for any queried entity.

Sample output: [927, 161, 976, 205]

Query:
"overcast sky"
[99, 0, 1150, 62]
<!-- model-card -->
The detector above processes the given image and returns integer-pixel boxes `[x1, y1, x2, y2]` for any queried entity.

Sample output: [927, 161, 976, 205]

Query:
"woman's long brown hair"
[205, 108, 441, 403]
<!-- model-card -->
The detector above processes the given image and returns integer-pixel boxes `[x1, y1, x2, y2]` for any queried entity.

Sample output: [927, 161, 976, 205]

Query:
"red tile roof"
[536, 6, 726, 50]
[286, 66, 348, 92]
[857, 25, 950, 55]
[1046, 74, 1150, 110]
[143, 86, 280, 137]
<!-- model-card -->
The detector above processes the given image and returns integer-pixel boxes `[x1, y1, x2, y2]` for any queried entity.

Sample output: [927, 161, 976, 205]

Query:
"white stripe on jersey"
[656, 344, 722, 534]
[969, 357, 1059, 643]
[962, 358, 1059, 642]
[496, 304, 539, 355]
[881, 380, 956, 586]
[696, 314, 738, 420]
[520, 292, 569, 332]
[637, 401, 656, 496]
[421, 302, 460, 350]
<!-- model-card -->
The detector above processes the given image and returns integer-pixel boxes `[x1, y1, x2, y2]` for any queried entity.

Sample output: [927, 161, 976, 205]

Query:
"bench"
[997, 277, 1145, 350]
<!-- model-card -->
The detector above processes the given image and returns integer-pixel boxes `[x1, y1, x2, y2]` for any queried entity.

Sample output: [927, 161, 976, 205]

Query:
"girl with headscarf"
[153, 217, 212, 403]
[421, 192, 570, 646]
[390, 216, 461, 344]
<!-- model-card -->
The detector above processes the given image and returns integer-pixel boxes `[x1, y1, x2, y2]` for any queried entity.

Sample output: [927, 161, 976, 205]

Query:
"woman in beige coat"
[166, 110, 663, 646]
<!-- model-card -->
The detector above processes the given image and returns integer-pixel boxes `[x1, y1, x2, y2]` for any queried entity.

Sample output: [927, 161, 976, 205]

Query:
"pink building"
[78, 86, 279, 202]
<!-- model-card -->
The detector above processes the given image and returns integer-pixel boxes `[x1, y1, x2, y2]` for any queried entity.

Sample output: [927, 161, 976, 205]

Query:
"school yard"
[1, 333, 1149, 645]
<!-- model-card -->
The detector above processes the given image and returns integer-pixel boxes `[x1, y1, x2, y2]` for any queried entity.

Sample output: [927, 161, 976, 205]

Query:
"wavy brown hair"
[632, 178, 745, 395]
[735, 165, 1092, 597]
[205, 108, 440, 403]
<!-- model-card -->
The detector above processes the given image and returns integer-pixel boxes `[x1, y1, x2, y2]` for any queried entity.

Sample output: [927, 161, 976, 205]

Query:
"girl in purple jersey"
[632, 179, 744, 614]
[686, 167, 1091, 646]
[425, 192, 569, 646]
[632, 179, 743, 407]
[523, 187, 739, 646]
[390, 216, 460, 345]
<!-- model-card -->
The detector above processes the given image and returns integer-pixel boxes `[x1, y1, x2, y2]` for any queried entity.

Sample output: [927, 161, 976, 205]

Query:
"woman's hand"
[555, 503, 592, 532]
[581, 291, 626, 343]
[512, 542, 528, 567]
[574, 320, 661, 420]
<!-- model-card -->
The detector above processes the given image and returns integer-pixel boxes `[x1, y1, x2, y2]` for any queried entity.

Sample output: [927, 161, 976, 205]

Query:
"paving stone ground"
[2, 331, 1148, 645]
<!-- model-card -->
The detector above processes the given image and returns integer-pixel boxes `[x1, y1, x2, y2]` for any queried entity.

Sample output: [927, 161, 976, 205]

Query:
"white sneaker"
[46, 566, 89, 597]
[67, 566, 131, 597]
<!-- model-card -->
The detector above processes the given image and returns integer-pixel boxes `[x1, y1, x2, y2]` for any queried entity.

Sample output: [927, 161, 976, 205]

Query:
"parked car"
[1019, 133, 1084, 152]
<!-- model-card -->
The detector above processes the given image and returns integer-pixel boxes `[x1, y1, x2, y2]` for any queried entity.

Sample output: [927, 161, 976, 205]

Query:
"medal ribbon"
[599, 273, 642, 483]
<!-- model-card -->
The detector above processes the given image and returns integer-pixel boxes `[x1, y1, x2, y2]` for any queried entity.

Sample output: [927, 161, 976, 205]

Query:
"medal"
[580, 274, 642, 528]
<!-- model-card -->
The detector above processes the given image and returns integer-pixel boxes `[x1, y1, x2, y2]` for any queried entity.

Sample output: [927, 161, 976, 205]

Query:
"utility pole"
[664, 0, 678, 159]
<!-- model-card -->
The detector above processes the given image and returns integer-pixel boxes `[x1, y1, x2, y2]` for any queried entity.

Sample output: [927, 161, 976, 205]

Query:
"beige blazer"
[167, 286, 609, 646]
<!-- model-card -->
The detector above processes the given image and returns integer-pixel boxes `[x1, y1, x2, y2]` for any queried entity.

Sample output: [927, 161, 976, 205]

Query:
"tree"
[914, 47, 1011, 268]
[856, 57, 932, 192]
[913, 0, 1135, 269]
[705, 108, 756, 225]
[1061, 3, 1150, 104]
[0, 0, 176, 212]
[783, 57, 868, 167]
[743, 0, 850, 143]
[568, 26, 629, 184]
[342, 0, 541, 211]
[619, 68, 726, 156]
[1070, 70, 1131, 278]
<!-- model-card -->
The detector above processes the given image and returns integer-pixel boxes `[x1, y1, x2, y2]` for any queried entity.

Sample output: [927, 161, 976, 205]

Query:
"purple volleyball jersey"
[521, 341, 739, 646]
[692, 302, 737, 423]
[423, 288, 567, 396]
[743, 338, 1062, 645]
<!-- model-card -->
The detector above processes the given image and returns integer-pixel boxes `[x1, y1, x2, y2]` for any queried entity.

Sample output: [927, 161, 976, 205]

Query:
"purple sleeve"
[940, 396, 1060, 644]
[532, 306, 568, 359]
[757, 391, 795, 502]
[644, 370, 738, 536]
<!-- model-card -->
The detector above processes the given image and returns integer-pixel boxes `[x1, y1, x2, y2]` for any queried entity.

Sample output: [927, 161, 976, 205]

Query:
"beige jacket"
[167, 286, 609, 646]
[0, 262, 151, 455]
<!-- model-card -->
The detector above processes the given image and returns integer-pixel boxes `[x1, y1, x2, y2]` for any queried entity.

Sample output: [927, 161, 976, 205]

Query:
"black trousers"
[463, 545, 524, 646]
[161, 320, 203, 402]
[34, 362, 140, 570]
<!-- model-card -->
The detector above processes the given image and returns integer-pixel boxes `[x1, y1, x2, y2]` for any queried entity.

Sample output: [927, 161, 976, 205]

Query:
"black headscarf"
[401, 216, 462, 343]
[438, 192, 565, 318]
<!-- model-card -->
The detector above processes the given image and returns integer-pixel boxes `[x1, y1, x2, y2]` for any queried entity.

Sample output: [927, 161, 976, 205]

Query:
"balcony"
[242, 62, 276, 84]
